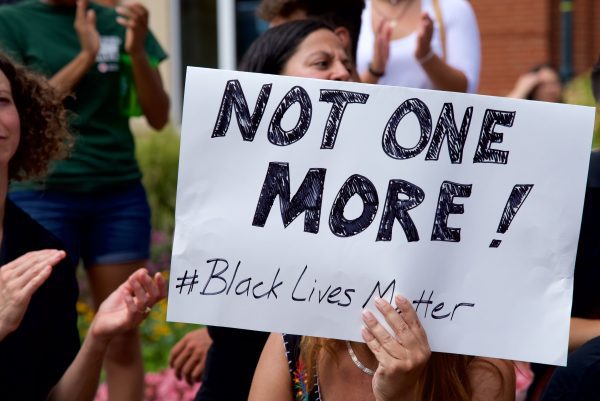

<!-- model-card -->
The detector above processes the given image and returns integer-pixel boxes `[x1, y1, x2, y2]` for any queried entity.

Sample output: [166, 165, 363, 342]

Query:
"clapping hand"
[0, 250, 66, 341]
[371, 18, 393, 76]
[414, 12, 434, 62]
[116, 2, 149, 57]
[74, 0, 100, 60]
[89, 268, 166, 345]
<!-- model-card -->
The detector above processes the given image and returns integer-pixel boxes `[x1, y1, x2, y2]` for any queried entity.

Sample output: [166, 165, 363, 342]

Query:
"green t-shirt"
[0, 0, 167, 192]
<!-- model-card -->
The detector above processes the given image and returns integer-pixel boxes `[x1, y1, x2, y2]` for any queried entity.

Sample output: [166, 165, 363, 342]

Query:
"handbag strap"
[432, 0, 447, 61]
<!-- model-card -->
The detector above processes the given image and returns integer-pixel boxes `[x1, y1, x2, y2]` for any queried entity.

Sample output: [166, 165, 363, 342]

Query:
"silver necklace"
[346, 341, 375, 376]
[373, 0, 416, 29]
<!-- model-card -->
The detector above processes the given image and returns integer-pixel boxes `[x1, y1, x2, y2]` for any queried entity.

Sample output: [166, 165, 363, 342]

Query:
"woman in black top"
[0, 52, 166, 401]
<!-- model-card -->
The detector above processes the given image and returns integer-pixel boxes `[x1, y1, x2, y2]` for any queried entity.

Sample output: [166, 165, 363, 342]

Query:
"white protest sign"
[167, 67, 595, 365]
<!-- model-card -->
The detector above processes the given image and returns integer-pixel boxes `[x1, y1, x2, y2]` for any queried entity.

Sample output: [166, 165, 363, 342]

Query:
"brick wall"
[471, 0, 600, 95]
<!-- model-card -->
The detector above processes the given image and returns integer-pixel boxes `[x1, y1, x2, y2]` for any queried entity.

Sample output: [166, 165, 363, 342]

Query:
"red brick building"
[472, 0, 600, 95]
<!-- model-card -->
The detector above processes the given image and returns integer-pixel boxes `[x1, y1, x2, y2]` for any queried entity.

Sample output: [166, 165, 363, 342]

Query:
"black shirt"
[571, 150, 600, 319]
[195, 326, 269, 401]
[0, 200, 80, 401]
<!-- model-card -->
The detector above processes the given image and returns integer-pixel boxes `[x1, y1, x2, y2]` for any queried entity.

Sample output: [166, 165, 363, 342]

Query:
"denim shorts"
[9, 182, 151, 267]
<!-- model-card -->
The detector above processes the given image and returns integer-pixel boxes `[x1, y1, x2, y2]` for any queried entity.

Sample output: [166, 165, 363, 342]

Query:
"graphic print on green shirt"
[0, 0, 167, 192]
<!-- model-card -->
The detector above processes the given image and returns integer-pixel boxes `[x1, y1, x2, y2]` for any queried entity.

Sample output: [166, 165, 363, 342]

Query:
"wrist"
[87, 321, 112, 352]
[78, 50, 97, 68]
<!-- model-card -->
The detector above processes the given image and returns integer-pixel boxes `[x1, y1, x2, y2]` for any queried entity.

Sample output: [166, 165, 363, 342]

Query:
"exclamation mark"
[489, 184, 534, 248]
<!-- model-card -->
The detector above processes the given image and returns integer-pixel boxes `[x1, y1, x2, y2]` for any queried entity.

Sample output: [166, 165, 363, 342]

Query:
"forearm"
[49, 51, 96, 97]
[420, 54, 468, 93]
[569, 318, 600, 352]
[47, 333, 109, 401]
[130, 51, 169, 130]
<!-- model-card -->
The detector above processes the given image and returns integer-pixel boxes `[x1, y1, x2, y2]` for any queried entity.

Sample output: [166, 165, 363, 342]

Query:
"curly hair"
[239, 19, 335, 75]
[0, 52, 71, 181]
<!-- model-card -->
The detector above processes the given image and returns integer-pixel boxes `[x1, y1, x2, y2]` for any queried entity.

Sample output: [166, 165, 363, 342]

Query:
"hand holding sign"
[168, 67, 595, 365]
[362, 295, 431, 401]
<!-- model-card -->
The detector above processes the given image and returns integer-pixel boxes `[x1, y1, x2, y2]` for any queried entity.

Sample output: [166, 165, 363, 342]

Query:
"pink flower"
[94, 368, 201, 401]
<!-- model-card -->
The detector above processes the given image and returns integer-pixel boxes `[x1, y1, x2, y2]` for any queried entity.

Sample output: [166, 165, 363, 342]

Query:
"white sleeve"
[440, 0, 481, 93]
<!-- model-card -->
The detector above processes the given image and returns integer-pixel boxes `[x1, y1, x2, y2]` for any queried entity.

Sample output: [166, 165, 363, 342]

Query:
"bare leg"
[87, 261, 146, 401]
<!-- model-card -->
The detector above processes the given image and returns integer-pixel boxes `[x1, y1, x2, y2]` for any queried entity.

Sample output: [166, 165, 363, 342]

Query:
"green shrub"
[563, 72, 600, 148]
[136, 125, 181, 234]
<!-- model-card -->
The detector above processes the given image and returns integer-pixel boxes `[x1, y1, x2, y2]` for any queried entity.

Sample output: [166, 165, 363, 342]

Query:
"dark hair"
[239, 19, 334, 74]
[257, 0, 306, 21]
[257, 0, 364, 60]
[0, 52, 71, 181]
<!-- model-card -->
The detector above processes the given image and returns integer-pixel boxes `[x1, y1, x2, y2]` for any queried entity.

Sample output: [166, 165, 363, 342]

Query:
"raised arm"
[116, 3, 170, 130]
[248, 332, 294, 401]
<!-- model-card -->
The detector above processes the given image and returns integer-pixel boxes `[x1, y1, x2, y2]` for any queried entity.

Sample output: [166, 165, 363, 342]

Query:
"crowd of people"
[0, 0, 598, 400]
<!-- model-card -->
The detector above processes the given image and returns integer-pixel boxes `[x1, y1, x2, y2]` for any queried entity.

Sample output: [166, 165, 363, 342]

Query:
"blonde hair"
[300, 336, 481, 401]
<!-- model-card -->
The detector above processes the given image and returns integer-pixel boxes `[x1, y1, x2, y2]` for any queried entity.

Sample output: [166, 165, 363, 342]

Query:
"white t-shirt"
[356, 0, 481, 93]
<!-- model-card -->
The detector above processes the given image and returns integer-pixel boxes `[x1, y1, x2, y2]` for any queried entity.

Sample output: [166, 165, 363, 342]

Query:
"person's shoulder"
[0, 0, 35, 21]
[438, 0, 476, 20]
[0, 0, 45, 16]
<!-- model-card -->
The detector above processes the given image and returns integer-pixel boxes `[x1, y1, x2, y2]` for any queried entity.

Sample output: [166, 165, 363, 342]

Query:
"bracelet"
[368, 63, 385, 78]
[418, 49, 435, 65]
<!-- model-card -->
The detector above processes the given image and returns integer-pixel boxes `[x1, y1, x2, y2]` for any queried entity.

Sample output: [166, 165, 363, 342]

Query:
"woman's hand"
[0, 250, 66, 341]
[169, 327, 213, 384]
[371, 18, 392, 75]
[74, 0, 100, 61]
[362, 295, 431, 401]
[89, 268, 166, 345]
[116, 3, 149, 58]
[414, 12, 434, 62]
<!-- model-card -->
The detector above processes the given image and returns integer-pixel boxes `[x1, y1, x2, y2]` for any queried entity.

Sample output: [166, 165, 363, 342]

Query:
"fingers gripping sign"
[361, 295, 431, 401]
[0, 249, 66, 340]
